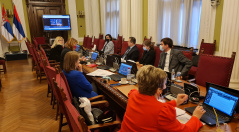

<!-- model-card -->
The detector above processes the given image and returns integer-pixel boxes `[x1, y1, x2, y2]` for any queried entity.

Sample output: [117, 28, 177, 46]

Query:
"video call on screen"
[43, 17, 70, 30]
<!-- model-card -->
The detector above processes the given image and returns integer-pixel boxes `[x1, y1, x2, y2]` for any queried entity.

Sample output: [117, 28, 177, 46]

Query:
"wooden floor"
[0, 58, 70, 132]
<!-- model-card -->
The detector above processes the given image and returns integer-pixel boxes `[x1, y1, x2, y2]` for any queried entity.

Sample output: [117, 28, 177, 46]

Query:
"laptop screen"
[91, 52, 98, 61]
[118, 63, 132, 76]
[204, 87, 239, 116]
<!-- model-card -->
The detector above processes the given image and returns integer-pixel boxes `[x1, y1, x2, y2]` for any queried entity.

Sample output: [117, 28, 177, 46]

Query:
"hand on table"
[193, 106, 206, 119]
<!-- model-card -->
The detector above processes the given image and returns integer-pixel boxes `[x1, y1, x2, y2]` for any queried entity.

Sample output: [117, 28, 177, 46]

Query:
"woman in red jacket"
[120, 65, 205, 132]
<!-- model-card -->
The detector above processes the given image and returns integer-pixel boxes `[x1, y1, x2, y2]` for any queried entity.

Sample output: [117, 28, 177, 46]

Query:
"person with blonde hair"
[60, 38, 85, 69]
[63, 51, 98, 98]
[49, 36, 64, 62]
[120, 65, 205, 132]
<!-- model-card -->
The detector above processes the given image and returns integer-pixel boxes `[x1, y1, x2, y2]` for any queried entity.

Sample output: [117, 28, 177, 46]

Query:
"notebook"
[185, 83, 239, 126]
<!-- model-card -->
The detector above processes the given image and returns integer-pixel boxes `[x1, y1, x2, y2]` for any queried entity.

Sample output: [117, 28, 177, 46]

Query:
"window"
[106, 0, 119, 38]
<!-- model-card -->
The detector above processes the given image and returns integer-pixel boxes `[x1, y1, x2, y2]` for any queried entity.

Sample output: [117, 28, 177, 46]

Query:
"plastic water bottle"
[171, 69, 175, 81]
[127, 67, 131, 84]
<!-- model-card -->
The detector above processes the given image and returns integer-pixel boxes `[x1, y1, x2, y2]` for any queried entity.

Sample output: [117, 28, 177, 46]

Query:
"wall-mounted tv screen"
[42, 15, 71, 31]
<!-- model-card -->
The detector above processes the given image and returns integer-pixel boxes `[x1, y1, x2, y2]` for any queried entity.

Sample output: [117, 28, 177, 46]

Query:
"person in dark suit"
[49, 36, 64, 62]
[122, 37, 139, 62]
[158, 38, 192, 78]
[138, 40, 155, 65]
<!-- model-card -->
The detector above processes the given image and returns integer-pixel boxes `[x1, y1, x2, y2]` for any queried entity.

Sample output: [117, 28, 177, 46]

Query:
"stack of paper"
[86, 69, 114, 77]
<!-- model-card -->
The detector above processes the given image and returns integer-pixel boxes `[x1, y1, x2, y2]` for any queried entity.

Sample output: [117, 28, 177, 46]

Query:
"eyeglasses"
[58, 40, 64, 41]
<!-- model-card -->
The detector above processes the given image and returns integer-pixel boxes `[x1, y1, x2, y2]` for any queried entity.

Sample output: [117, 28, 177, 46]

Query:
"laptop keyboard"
[110, 74, 125, 81]
[203, 106, 229, 121]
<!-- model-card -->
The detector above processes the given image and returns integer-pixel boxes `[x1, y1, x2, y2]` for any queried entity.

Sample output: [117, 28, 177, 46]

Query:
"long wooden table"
[82, 65, 239, 132]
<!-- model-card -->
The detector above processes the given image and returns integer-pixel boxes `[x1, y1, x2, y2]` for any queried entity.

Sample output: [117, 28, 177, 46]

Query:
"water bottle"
[126, 67, 131, 84]
[171, 69, 175, 81]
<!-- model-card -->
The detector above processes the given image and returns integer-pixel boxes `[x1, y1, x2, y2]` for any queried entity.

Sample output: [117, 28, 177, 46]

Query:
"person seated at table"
[101, 34, 114, 55]
[120, 65, 205, 132]
[60, 38, 86, 69]
[63, 51, 98, 98]
[121, 37, 139, 62]
[49, 36, 64, 62]
[136, 40, 155, 68]
[158, 37, 192, 78]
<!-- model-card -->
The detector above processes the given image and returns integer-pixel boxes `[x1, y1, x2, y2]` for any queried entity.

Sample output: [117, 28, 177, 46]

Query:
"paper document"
[86, 69, 114, 77]
[176, 107, 186, 116]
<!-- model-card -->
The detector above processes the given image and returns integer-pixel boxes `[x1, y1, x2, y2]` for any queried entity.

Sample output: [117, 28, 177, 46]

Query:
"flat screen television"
[42, 15, 71, 31]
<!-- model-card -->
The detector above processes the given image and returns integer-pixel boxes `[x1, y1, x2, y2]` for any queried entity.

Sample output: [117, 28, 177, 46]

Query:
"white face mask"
[160, 45, 164, 51]
[143, 47, 147, 51]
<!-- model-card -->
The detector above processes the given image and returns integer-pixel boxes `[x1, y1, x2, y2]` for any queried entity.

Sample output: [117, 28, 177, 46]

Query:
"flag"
[12, 5, 25, 42]
[1, 5, 14, 43]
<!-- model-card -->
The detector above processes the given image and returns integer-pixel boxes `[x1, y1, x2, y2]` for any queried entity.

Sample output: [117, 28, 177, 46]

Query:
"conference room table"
[82, 64, 239, 132]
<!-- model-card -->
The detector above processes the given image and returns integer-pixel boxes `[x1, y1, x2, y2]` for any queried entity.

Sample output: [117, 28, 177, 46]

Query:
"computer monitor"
[91, 52, 98, 61]
[118, 63, 132, 76]
[106, 55, 114, 67]
[204, 85, 239, 116]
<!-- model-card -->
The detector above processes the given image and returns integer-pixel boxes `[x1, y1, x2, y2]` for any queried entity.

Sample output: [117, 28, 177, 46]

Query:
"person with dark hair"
[120, 65, 205, 132]
[137, 40, 155, 66]
[101, 34, 114, 55]
[158, 37, 192, 78]
[121, 37, 139, 62]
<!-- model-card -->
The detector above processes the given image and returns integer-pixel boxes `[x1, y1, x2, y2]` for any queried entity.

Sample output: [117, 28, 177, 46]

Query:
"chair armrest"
[89, 95, 104, 102]
[88, 121, 121, 130]
[90, 100, 109, 108]
[187, 78, 196, 83]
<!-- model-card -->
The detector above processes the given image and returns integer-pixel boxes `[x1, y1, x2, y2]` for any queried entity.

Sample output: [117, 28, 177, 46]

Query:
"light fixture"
[6, 9, 13, 18]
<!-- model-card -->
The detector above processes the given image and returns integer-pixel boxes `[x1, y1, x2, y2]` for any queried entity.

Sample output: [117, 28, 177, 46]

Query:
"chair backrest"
[32, 38, 39, 50]
[45, 65, 59, 101]
[154, 46, 162, 67]
[55, 65, 73, 101]
[136, 44, 144, 61]
[195, 52, 236, 87]
[143, 36, 152, 42]
[64, 99, 88, 132]
[93, 37, 100, 49]
[52, 77, 73, 131]
[121, 41, 128, 56]
[86, 36, 93, 49]
[25, 38, 33, 55]
[182, 51, 193, 60]
[199, 39, 216, 55]
[34, 37, 46, 45]
[117, 35, 123, 53]
[83, 35, 89, 48]
[98, 39, 105, 51]
[112, 40, 119, 54]
[99, 33, 104, 39]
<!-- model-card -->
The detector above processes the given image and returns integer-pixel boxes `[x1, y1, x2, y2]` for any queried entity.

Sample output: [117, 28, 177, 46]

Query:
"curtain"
[119, 0, 131, 40]
[219, 0, 239, 88]
[157, 0, 202, 48]
[84, 0, 100, 37]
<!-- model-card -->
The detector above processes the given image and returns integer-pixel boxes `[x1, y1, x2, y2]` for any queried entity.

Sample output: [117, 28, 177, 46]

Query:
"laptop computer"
[164, 83, 185, 101]
[98, 55, 114, 70]
[126, 60, 137, 75]
[185, 83, 239, 126]
[206, 82, 239, 113]
[91, 52, 98, 61]
[109, 63, 132, 81]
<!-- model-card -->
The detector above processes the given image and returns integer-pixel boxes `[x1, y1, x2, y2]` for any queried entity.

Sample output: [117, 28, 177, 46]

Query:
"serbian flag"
[12, 5, 25, 42]
[1, 5, 14, 43]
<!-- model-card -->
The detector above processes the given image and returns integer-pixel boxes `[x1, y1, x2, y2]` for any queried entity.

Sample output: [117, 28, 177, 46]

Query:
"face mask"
[160, 45, 164, 51]
[75, 45, 80, 51]
[143, 47, 147, 51]
[106, 39, 109, 42]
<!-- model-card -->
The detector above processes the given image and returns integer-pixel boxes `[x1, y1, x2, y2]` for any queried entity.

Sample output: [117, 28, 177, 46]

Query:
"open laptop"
[109, 63, 132, 81]
[126, 60, 137, 75]
[206, 82, 239, 113]
[91, 52, 98, 61]
[164, 83, 185, 101]
[98, 55, 114, 70]
[185, 83, 239, 126]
